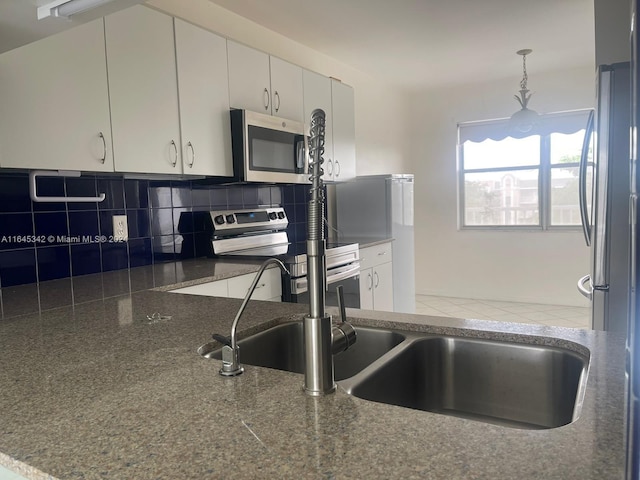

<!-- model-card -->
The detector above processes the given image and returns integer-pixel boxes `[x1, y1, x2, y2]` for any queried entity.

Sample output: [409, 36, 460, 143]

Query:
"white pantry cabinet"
[105, 6, 181, 174]
[174, 19, 233, 177]
[331, 79, 356, 181]
[169, 268, 282, 302]
[227, 41, 303, 122]
[359, 243, 394, 312]
[0, 19, 114, 171]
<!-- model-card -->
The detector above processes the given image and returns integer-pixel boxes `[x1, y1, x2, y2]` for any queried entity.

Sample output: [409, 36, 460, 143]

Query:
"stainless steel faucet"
[304, 108, 356, 395]
[218, 258, 290, 376]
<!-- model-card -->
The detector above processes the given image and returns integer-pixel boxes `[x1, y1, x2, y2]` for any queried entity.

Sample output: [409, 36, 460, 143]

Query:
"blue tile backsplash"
[0, 172, 312, 289]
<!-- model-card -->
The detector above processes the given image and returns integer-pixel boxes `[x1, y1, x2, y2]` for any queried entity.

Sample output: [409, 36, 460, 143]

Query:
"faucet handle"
[336, 285, 347, 324]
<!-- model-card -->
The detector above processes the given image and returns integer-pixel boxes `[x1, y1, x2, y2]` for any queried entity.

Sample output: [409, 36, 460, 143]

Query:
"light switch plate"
[112, 215, 128, 242]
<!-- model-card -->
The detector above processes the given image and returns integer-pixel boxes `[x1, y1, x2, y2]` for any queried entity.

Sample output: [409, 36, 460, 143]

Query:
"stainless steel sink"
[341, 336, 589, 429]
[198, 321, 406, 381]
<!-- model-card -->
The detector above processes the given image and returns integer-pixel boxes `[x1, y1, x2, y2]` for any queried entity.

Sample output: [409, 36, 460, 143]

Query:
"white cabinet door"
[359, 267, 375, 310]
[228, 268, 282, 301]
[227, 40, 271, 114]
[331, 80, 356, 181]
[373, 261, 394, 312]
[174, 19, 233, 177]
[270, 56, 303, 122]
[0, 19, 113, 171]
[169, 279, 229, 297]
[105, 6, 181, 174]
[303, 69, 334, 181]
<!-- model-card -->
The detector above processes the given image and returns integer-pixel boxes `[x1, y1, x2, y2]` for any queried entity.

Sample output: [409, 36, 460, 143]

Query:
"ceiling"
[0, 0, 595, 90]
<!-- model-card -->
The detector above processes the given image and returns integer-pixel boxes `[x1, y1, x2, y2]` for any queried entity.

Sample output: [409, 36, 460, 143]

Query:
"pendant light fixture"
[509, 49, 539, 134]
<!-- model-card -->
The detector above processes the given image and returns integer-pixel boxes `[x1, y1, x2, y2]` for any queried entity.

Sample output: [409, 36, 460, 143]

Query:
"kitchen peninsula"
[0, 259, 626, 479]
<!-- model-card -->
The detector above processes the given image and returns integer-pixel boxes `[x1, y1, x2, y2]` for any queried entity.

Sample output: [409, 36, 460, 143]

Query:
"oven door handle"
[293, 263, 360, 293]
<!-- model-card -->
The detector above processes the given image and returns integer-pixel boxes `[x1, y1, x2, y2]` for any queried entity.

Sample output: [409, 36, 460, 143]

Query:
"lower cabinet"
[359, 243, 394, 311]
[169, 268, 282, 302]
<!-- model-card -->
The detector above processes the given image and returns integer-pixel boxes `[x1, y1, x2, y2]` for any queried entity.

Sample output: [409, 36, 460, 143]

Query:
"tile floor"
[415, 294, 590, 329]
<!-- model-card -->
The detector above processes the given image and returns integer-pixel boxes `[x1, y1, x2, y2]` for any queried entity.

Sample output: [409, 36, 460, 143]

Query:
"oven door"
[284, 263, 361, 308]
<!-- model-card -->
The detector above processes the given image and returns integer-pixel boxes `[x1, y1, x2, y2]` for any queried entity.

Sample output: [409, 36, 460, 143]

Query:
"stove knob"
[268, 212, 277, 220]
[214, 215, 225, 225]
[226, 214, 236, 224]
[277, 211, 286, 219]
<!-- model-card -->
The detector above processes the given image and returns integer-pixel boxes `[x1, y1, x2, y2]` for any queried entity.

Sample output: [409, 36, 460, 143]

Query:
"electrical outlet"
[112, 215, 128, 242]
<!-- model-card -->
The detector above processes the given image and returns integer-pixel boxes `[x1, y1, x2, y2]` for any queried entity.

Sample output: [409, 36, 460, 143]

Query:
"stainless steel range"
[208, 207, 361, 307]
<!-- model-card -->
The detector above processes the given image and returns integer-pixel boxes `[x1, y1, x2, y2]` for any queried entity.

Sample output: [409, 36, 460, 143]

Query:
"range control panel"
[210, 207, 288, 235]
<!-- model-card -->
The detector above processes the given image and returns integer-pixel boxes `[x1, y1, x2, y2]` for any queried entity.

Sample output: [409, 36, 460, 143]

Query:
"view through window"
[459, 112, 593, 228]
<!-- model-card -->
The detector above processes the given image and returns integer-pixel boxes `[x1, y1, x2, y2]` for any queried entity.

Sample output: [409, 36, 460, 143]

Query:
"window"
[458, 110, 593, 229]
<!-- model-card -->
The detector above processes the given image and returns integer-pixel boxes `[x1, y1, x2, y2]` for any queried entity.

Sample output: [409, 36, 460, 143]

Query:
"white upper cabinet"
[174, 19, 233, 177]
[227, 41, 303, 122]
[331, 79, 356, 181]
[270, 56, 303, 122]
[105, 6, 181, 174]
[303, 69, 334, 181]
[0, 19, 113, 172]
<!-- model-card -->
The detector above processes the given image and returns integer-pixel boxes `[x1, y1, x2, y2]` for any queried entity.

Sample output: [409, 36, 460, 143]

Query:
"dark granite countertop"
[0, 259, 627, 479]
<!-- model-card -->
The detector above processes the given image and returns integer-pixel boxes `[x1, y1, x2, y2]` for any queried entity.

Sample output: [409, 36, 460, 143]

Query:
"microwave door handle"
[579, 109, 594, 247]
[296, 136, 306, 173]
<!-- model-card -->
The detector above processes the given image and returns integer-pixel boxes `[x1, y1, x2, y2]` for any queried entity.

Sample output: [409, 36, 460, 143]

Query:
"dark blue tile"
[101, 241, 128, 272]
[242, 186, 259, 207]
[37, 245, 71, 281]
[70, 243, 102, 276]
[0, 213, 34, 250]
[227, 187, 243, 208]
[67, 177, 99, 211]
[174, 209, 194, 235]
[0, 174, 31, 213]
[124, 179, 149, 209]
[98, 210, 125, 238]
[286, 224, 297, 243]
[126, 209, 150, 239]
[191, 187, 210, 207]
[295, 203, 307, 225]
[149, 185, 172, 208]
[152, 235, 176, 262]
[68, 211, 99, 239]
[171, 185, 192, 208]
[128, 238, 152, 268]
[210, 188, 228, 209]
[294, 222, 307, 242]
[282, 185, 296, 205]
[270, 187, 282, 206]
[192, 210, 211, 233]
[295, 184, 309, 204]
[0, 248, 37, 287]
[32, 177, 66, 212]
[98, 178, 125, 210]
[151, 208, 174, 236]
[283, 204, 296, 223]
[34, 212, 68, 246]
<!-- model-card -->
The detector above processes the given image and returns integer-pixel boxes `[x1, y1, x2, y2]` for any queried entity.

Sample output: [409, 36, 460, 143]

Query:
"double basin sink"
[198, 321, 589, 430]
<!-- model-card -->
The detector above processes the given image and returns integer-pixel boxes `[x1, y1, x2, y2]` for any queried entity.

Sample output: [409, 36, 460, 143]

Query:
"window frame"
[457, 111, 592, 231]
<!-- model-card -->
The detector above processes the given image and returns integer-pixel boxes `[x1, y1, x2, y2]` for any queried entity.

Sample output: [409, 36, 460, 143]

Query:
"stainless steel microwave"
[230, 109, 309, 184]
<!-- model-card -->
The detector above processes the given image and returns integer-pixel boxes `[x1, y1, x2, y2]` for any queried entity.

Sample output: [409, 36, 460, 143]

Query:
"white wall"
[146, 0, 410, 176]
[407, 66, 596, 306]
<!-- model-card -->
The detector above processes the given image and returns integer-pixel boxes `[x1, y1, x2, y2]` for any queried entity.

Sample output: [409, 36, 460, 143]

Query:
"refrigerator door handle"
[577, 274, 593, 300]
[578, 109, 595, 247]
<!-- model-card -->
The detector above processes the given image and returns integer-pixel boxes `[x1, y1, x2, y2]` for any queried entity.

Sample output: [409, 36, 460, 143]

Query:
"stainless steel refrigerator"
[577, 62, 631, 333]
[334, 174, 416, 313]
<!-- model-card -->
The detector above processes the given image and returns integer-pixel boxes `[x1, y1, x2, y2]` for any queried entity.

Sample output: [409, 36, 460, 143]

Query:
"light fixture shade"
[37, 0, 118, 19]
[509, 107, 540, 135]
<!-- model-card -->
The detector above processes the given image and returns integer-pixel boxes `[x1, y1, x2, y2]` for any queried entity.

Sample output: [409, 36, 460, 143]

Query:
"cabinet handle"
[263, 88, 270, 111]
[170, 140, 178, 167]
[274, 91, 280, 112]
[367, 272, 373, 291]
[374, 271, 379, 288]
[186, 141, 195, 168]
[377, 251, 387, 256]
[99, 132, 106, 164]
[335, 160, 341, 177]
[327, 159, 334, 176]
